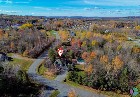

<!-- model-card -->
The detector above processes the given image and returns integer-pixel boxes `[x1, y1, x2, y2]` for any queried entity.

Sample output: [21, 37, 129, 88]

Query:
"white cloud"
[2, 10, 22, 13]
[0, 0, 12, 4]
[0, 0, 30, 4]
[84, 7, 100, 11]
[33, 6, 52, 10]
[15, 2, 29, 4]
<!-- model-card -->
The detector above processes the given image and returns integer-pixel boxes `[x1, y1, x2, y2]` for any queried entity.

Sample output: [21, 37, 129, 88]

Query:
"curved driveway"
[28, 42, 105, 97]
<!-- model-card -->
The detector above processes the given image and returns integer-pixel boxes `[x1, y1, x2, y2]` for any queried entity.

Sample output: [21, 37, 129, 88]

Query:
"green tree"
[48, 48, 56, 62]
[119, 68, 129, 92]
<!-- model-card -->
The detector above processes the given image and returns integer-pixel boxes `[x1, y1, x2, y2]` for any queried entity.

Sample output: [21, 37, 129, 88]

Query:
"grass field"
[8, 53, 33, 72]
[9, 58, 33, 72]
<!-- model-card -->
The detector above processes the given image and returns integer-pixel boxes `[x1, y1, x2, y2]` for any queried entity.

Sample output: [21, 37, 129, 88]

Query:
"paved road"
[28, 42, 105, 97]
[128, 37, 140, 46]
[133, 39, 140, 46]
[54, 70, 68, 82]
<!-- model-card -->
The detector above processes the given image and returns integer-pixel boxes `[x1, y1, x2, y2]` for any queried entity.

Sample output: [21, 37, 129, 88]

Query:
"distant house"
[70, 31, 76, 37]
[11, 24, 21, 29]
[0, 52, 8, 61]
[104, 30, 110, 33]
[72, 59, 77, 65]
[77, 58, 85, 65]
[68, 31, 76, 37]
[136, 33, 140, 37]
[128, 37, 133, 41]
[62, 41, 71, 46]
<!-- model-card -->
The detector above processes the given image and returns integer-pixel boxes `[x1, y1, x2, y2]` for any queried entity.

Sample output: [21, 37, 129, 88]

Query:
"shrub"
[50, 90, 60, 97]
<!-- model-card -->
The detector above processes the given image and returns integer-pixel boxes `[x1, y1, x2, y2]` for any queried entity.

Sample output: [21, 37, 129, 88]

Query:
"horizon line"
[1, 14, 140, 18]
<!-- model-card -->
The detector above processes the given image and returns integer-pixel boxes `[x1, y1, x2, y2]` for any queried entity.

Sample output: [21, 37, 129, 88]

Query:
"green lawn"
[7, 53, 33, 72]
[37, 64, 56, 80]
[49, 90, 60, 97]
[9, 58, 33, 72]
[75, 64, 83, 70]
[38, 64, 46, 75]
[7, 53, 13, 57]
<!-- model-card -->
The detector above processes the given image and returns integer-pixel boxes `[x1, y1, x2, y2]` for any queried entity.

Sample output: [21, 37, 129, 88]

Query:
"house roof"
[54, 59, 62, 67]
[70, 31, 76, 36]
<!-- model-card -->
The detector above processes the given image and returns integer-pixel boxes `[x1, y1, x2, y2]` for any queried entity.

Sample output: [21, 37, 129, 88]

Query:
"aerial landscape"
[0, 0, 140, 97]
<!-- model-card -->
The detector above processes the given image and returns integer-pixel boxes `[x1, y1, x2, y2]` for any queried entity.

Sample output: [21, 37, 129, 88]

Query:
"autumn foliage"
[112, 56, 124, 70]
[84, 64, 93, 75]
[59, 30, 69, 41]
[132, 47, 140, 53]
[100, 55, 109, 64]
[0, 29, 3, 39]
[19, 23, 33, 29]
[68, 89, 76, 97]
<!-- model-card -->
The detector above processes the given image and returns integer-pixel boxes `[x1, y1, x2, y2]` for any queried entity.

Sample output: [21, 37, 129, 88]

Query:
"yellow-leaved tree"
[20, 23, 33, 29]
[112, 56, 124, 70]
[91, 40, 97, 46]
[81, 41, 86, 48]
[59, 30, 69, 41]
[135, 25, 140, 30]
[23, 50, 29, 57]
[80, 32, 86, 40]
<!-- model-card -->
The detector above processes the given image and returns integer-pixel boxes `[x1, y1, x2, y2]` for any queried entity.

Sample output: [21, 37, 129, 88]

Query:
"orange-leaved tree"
[84, 64, 93, 75]
[100, 55, 109, 64]
[0, 29, 3, 39]
[82, 52, 89, 61]
[86, 32, 92, 39]
[68, 89, 76, 97]
[90, 51, 96, 59]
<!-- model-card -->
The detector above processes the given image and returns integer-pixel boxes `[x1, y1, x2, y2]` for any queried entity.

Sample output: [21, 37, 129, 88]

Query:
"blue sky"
[0, 0, 140, 17]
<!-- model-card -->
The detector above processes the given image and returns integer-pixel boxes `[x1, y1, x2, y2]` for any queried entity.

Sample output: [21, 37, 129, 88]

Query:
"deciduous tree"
[68, 89, 76, 97]
[112, 56, 124, 70]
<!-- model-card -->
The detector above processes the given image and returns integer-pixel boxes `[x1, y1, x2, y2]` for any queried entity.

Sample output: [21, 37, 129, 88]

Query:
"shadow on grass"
[8, 57, 13, 61]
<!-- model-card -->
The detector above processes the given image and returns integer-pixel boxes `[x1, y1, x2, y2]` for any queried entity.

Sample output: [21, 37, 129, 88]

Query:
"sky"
[0, 0, 140, 17]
